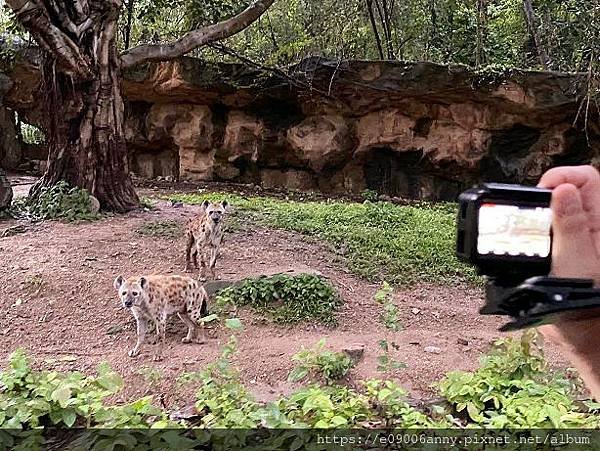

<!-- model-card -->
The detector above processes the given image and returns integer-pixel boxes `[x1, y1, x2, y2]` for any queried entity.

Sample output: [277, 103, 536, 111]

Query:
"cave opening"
[363, 148, 423, 198]
[480, 124, 541, 182]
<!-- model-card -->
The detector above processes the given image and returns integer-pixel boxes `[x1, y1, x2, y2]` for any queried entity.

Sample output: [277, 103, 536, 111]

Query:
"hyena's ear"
[201, 200, 210, 211]
[221, 200, 229, 210]
[138, 277, 149, 290]
[114, 276, 124, 290]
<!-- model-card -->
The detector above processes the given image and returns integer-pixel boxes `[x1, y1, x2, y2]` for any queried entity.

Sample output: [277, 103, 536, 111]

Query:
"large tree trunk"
[9, 1, 139, 212]
[8, 0, 275, 212]
[33, 51, 138, 212]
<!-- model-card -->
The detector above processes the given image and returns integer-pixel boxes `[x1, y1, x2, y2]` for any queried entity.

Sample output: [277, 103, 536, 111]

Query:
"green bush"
[1, 331, 599, 450]
[11, 181, 99, 221]
[288, 339, 356, 384]
[215, 273, 342, 325]
[166, 192, 479, 286]
[439, 330, 599, 428]
[0, 349, 168, 430]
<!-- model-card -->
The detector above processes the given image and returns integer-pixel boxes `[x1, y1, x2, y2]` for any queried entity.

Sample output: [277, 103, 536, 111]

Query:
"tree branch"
[6, 0, 92, 78]
[120, 0, 276, 69]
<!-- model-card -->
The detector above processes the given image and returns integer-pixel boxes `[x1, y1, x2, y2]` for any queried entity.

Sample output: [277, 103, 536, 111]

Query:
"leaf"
[200, 314, 219, 323]
[466, 402, 483, 422]
[225, 318, 243, 330]
[289, 437, 305, 451]
[96, 363, 124, 392]
[288, 366, 309, 382]
[62, 409, 77, 427]
[330, 415, 348, 427]
[51, 386, 72, 408]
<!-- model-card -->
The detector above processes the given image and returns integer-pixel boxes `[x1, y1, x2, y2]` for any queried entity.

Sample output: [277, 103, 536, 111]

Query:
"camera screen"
[477, 203, 552, 258]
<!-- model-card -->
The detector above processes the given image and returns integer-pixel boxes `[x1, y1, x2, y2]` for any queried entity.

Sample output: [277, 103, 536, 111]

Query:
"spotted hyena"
[184, 200, 229, 280]
[114, 274, 208, 360]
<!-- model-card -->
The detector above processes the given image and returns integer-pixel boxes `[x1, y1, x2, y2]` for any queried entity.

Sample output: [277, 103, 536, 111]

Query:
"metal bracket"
[482, 276, 600, 331]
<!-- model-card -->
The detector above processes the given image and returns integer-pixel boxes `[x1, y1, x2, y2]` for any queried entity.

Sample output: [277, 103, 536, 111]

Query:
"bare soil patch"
[0, 186, 570, 411]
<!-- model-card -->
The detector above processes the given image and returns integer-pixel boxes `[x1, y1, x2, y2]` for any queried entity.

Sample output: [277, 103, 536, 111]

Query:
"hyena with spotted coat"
[114, 275, 208, 360]
[185, 200, 229, 280]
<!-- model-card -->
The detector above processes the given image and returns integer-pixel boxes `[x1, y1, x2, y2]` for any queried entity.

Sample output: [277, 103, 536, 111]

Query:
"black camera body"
[456, 183, 553, 283]
[454, 183, 600, 331]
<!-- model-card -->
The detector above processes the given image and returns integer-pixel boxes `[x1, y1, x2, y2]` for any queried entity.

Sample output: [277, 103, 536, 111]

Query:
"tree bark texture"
[7, 0, 139, 212]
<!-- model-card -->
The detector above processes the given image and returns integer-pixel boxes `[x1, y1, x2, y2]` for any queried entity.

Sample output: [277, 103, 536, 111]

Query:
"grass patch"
[215, 273, 342, 325]
[135, 220, 182, 239]
[166, 192, 479, 285]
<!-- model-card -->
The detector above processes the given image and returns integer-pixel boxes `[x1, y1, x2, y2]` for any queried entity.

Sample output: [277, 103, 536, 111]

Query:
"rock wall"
[0, 72, 21, 170]
[4, 54, 599, 201]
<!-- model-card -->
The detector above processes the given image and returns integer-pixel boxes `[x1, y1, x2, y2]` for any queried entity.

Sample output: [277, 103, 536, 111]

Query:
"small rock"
[409, 341, 420, 345]
[424, 346, 442, 354]
[342, 343, 365, 363]
[89, 195, 100, 214]
[457, 338, 469, 346]
[411, 308, 421, 315]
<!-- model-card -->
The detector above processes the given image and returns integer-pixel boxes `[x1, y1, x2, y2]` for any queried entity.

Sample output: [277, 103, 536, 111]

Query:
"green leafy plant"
[20, 123, 45, 145]
[194, 336, 264, 429]
[288, 339, 355, 384]
[374, 282, 402, 331]
[10, 181, 99, 222]
[360, 189, 379, 202]
[135, 219, 182, 238]
[139, 196, 157, 210]
[439, 330, 599, 428]
[0, 348, 169, 430]
[275, 384, 369, 428]
[376, 339, 406, 373]
[215, 273, 342, 325]
[363, 379, 444, 427]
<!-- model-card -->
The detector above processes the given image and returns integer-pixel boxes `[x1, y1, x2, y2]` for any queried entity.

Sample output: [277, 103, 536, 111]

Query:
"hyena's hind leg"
[184, 232, 198, 272]
[177, 312, 198, 344]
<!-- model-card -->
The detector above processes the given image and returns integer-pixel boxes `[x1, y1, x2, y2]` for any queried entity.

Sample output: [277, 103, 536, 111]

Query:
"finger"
[538, 165, 600, 232]
[539, 165, 600, 255]
[550, 183, 600, 281]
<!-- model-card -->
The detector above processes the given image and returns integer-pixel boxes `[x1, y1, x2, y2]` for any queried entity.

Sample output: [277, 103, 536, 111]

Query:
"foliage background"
[1, 0, 598, 73]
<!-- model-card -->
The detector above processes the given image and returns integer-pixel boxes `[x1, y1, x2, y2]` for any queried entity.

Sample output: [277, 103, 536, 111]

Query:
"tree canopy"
[1, 0, 598, 73]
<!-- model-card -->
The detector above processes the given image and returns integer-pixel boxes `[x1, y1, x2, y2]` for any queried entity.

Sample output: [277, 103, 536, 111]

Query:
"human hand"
[537, 165, 600, 398]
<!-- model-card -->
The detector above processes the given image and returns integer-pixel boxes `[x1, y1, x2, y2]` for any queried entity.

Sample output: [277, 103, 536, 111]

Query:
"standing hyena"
[185, 200, 229, 280]
[114, 274, 209, 360]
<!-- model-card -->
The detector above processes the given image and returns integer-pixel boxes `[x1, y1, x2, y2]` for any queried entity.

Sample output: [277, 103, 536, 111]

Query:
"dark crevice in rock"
[479, 124, 542, 182]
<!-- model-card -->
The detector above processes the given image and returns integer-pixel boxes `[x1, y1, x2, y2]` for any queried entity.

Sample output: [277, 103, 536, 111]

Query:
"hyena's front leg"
[198, 245, 208, 281]
[129, 314, 147, 358]
[208, 246, 219, 280]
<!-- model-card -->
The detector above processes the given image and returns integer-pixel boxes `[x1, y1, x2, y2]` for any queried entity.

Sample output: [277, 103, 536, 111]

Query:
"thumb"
[550, 183, 598, 280]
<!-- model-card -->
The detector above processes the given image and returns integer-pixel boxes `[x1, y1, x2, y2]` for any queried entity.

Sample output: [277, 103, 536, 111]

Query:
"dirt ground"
[0, 179, 572, 411]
